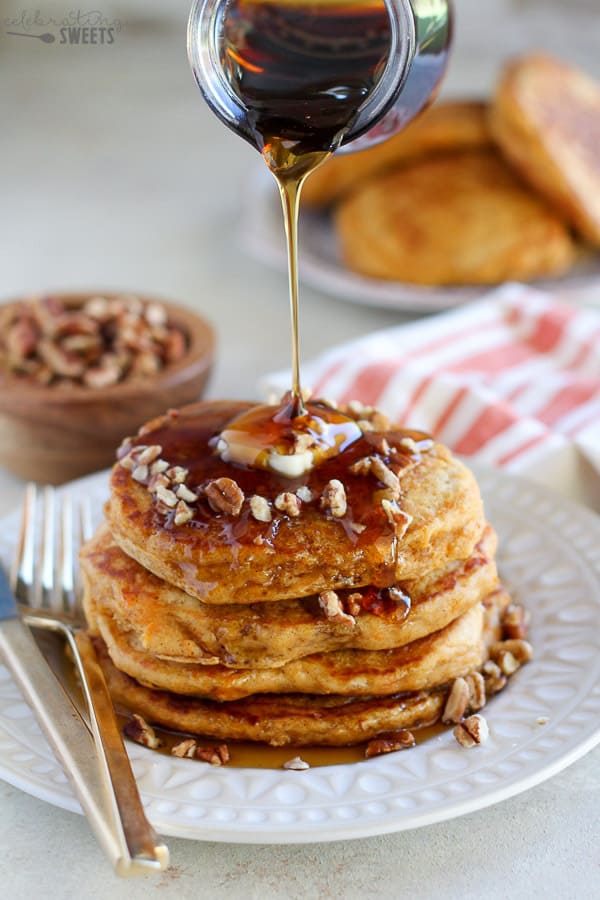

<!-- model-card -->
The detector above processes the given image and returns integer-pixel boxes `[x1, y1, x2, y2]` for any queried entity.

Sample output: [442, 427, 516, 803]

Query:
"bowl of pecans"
[0, 292, 215, 483]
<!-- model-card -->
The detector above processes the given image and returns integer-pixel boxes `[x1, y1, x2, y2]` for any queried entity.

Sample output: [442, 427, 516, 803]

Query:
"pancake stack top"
[81, 399, 524, 749]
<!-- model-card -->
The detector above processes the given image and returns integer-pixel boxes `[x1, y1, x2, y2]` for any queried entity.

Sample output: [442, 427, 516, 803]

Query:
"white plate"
[240, 173, 600, 313]
[1, 467, 600, 843]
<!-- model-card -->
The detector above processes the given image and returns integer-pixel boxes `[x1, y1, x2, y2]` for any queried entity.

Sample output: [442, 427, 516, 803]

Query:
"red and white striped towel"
[263, 285, 600, 492]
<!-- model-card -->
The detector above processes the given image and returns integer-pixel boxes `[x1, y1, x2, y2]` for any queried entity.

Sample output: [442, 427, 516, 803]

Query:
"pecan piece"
[176, 484, 199, 503]
[465, 671, 486, 711]
[171, 738, 197, 758]
[282, 756, 310, 771]
[167, 466, 188, 483]
[249, 494, 272, 522]
[123, 714, 161, 750]
[442, 677, 470, 724]
[136, 444, 162, 465]
[502, 604, 530, 640]
[196, 744, 230, 766]
[490, 639, 533, 675]
[482, 660, 507, 696]
[369, 457, 400, 493]
[454, 714, 489, 748]
[131, 464, 149, 483]
[275, 491, 301, 517]
[320, 479, 347, 518]
[365, 730, 415, 758]
[173, 500, 194, 526]
[318, 590, 355, 625]
[205, 478, 244, 516]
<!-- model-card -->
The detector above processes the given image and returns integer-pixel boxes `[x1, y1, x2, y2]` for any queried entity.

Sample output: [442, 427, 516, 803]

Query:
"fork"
[11, 483, 169, 876]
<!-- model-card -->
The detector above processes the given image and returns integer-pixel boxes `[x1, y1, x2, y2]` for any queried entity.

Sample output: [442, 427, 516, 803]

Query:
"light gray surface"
[1, 0, 599, 896]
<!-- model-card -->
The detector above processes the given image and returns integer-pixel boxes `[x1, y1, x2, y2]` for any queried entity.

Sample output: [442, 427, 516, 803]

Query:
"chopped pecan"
[376, 437, 391, 456]
[381, 499, 412, 536]
[167, 466, 188, 483]
[349, 456, 373, 476]
[6, 317, 39, 359]
[148, 472, 171, 494]
[502, 604, 530, 640]
[465, 671, 486, 711]
[176, 484, 199, 503]
[250, 494, 272, 522]
[369, 457, 400, 493]
[346, 400, 374, 418]
[131, 464, 149, 483]
[282, 756, 310, 771]
[173, 500, 194, 526]
[320, 479, 347, 518]
[318, 589, 355, 625]
[490, 639, 533, 675]
[205, 478, 244, 516]
[196, 744, 230, 766]
[38, 338, 86, 378]
[482, 660, 507, 696]
[171, 738, 197, 758]
[155, 484, 178, 508]
[295, 485, 314, 503]
[453, 714, 489, 748]
[83, 354, 122, 388]
[275, 492, 301, 517]
[365, 730, 415, 758]
[144, 302, 168, 327]
[345, 593, 362, 616]
[442, 677, 470, 724]
[150, 459, 170, 475]
[136, 444, 162, 465]
[123, 714, 161, 749]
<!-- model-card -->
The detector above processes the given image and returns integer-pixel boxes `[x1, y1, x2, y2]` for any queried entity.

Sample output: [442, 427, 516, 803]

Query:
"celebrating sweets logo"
[4, 9, 122, 44]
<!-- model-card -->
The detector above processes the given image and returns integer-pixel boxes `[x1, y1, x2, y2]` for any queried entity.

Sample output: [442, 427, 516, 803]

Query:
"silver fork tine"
[74, 496, 94, 611]
[60, 492, 75, 613]
[38, 485, 58, 611]
[11, 482, 37, 602]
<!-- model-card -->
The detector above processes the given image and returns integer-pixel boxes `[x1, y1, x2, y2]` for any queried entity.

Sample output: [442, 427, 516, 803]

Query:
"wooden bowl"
[0, 292, 216, 484]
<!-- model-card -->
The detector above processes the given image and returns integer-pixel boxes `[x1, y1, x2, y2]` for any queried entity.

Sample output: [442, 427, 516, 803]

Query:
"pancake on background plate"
[301, 99, 492, 208]
[490, 53, 600, 246]
[334, 149, 576, 285]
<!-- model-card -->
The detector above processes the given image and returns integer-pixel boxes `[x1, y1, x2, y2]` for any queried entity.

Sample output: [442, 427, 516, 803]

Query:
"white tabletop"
[1, 0, 599, 896]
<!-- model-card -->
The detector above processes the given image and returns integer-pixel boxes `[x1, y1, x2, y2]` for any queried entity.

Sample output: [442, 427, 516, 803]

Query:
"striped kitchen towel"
[263, 284, 600, 478]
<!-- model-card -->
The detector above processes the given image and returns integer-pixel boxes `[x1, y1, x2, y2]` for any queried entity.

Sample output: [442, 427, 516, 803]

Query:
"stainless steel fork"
[12, 483, 169, 876]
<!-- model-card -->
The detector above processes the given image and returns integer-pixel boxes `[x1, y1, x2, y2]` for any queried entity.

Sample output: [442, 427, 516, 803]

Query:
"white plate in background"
[240, 173, 600, 313]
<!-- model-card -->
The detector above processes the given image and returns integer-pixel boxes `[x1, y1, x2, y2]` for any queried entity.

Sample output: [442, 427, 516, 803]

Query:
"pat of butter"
[217, 433, 314, 478]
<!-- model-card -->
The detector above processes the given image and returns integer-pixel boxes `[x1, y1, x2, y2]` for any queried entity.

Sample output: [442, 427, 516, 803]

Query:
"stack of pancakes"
[303, 53, 600, 286]
[81, 400, 510, 747]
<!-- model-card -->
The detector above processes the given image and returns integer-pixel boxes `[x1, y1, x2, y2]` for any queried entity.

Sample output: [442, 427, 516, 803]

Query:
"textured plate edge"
[0, 465, 599, 842]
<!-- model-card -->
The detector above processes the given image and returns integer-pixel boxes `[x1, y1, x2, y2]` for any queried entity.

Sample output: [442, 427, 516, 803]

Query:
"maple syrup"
[219, 0, 395, 410]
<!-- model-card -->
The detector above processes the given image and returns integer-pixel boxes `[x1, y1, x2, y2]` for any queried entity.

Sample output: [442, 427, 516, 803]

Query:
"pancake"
[85, 599, 486, 701]
[91, 588, 510, 746]
[81, 523, 498, 668]
[490, 53, 600, 246]
[301, 99, 492, 208]
[334, 149, 577, 285]
[106, 401, 486, 605]
[95, 638, 447, 746]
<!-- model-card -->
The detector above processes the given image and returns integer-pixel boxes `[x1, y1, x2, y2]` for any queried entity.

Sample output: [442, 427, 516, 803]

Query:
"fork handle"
[72, 630, 170, 872]
[0, 618, 168, 876]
